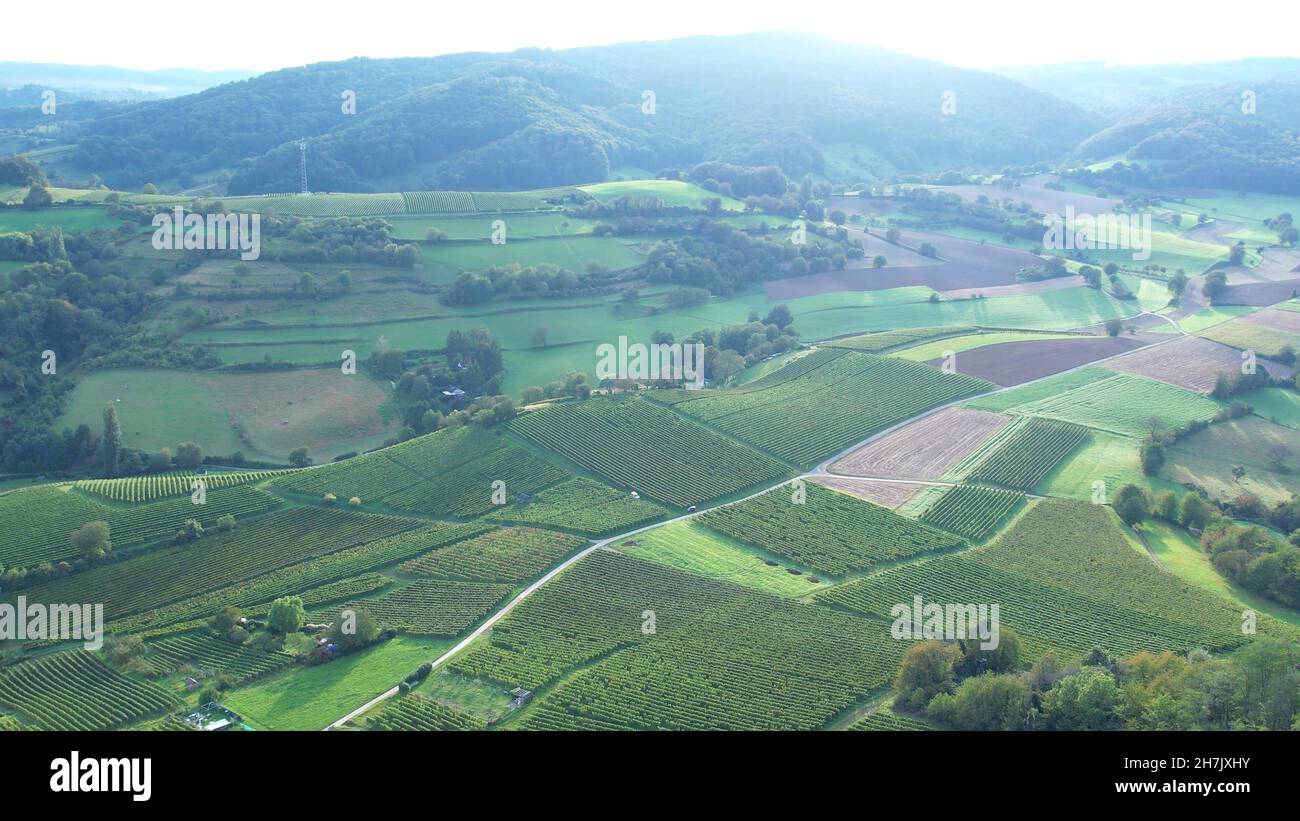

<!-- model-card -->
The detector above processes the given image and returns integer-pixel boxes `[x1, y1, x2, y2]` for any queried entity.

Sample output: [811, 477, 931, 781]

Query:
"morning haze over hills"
[2, 28, 1300, 742]
[5, 33, 1300, 195]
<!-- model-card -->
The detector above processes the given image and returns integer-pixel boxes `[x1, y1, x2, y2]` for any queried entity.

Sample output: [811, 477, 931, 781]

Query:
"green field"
[1246, 387, 1300, 430]
[182, 282, 1137, 396]
[225, 635, 452, 730]
[60, 368, 400, 463]
[0, 206, 126, 234]
[578, 180, 744, 210]
[1202, 319, 1300, 358]
[1163, 415, 1300, 504]
[892, 331, 1084, 362]
[994, 371, 1222, 438]
[418, 234, 646, 283]
[965, 367, 1115, 412]
[1039, 429, 1179, 501]
[613, 520, 816, 597]
[388, 213, 594, 241]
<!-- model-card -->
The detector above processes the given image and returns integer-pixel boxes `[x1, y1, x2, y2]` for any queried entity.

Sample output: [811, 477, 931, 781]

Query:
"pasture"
[60, 368, 400, 462]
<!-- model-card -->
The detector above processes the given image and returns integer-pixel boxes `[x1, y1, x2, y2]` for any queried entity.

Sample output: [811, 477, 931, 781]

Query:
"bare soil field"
[1219, 277, 1300, 306]
[829, 406, 1008, 479]
[766, 228, 1040, 299]
[810, 476, 922, 509]
[924, 335, 1146, 386]
[1103, 335, 1266, 394]
[1241, 306, 1300, 335]
[937, 176, 1118, 216]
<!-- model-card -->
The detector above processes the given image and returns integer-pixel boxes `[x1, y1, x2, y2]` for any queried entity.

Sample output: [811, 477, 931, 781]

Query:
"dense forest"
[14, 34, 1102, 192]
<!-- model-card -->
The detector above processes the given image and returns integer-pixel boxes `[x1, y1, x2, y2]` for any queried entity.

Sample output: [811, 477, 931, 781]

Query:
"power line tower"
[298, 140, 309, 195]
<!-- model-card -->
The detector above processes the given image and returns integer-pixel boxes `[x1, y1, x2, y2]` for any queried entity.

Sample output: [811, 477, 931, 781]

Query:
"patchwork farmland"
[6, 32, 1300, 746]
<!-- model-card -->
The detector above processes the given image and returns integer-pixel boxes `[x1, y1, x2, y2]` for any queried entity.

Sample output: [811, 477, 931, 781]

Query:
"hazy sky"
[11, 0, 1299, 72]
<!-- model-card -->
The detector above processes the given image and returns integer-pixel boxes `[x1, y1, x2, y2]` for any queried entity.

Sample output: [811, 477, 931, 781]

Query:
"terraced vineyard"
[818, 500, 1251, 660]
[0, 651, 175, 731]
[920, 484, 1024, 540]
[449, 551, 905, 730]
[314, 579, 512, 636]
[75, 469, 291, 502]
[110, 523, 485, 636]
[657, 350, 992, 468]
[401, 191, 476, 213]
[484, 477, 668, 535]
[230, 192, 406, 216]
[142, 633, 291, 684]
[964, 417, 1088, 490]
[397, 527, 586, 582]
[849, 709, 934, 731]
[367, 694, 486, 731]
[0, 484, 282, 570]
[381, 445, 569, 517]
[275, 426, 574, 517]
[509, 397, 789, 506]
[698, 483, 963, 576]
[21, 508, 422, 623]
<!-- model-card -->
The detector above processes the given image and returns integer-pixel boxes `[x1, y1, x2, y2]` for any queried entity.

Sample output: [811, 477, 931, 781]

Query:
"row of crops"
[230, 192, 407, 216]
[111, 523, 486, 637]
[963, 417, 1088, 490]
[484, 477, 669, 536]
[849, 709, 934, 731]
[658, 347, 848, 403]
[401, 191, 476, 213]
[1003, 371, 1223, 438]
[488, 478, 670, 535]
[450, 550, 755, 689]
[826, 326, 977, 353]
[919, 484, 1025, 541]
[21, 508, 422, 623]
[273, 426, 578, 518]
[452, 550, 906, 730]
[311, 579, 512, 637]
[0, 651, 175, 731]
[0, 484, 282, 570]
[75, 469, 293, 502]
[659, 351, 993, 468]
[368, 694, 486, 731]
[397, 526, 586, 582]
[141, 633, 291, 684]
[817, 501, 1250, 660]
[509, 397, 790, 507]
[382, 445, 570, 517]
[698, 483, 963, 576]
